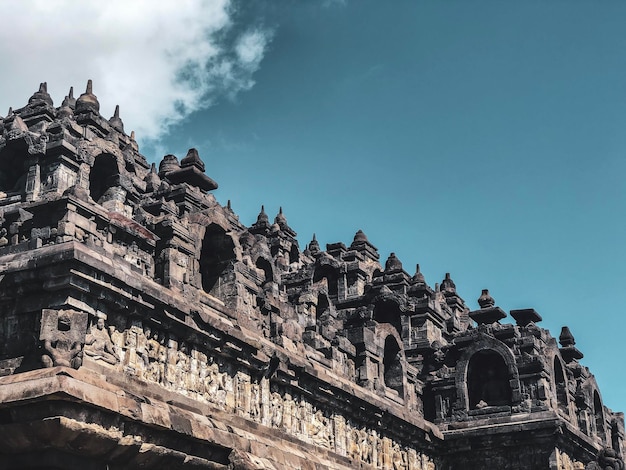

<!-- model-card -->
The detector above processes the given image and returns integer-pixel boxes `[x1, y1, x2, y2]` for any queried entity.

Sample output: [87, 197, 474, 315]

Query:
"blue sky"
[1, 1, 625, 412]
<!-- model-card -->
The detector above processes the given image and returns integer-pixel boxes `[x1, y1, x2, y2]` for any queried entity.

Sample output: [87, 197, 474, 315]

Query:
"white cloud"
[0, 0, 270, 148]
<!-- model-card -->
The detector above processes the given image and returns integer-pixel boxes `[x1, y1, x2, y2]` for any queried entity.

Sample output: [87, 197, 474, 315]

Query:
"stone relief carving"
[83, 320, 435, 469]
[84, 315, 120, 364]
[40, 308, 88, 369]
[586, 447, 625, 470]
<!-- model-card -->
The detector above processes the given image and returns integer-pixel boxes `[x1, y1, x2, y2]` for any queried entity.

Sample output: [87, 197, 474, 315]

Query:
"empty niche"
[313, 265, 338, 297]
[289, 243, 299, 264]
[374, 301, 402, 336]
[255, 257, 273, 286]
[0, 141, 28, 195]
[554, 356, 569, 414]
[383, 335, 404, 396]
[89, 153, 119, 204]
[594, 390, 605, 438]
[199, 224, 236, 297]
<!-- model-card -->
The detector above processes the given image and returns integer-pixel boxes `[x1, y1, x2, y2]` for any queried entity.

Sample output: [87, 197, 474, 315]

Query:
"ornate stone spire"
[559, 326, 575, 347]
[59, 89, 75, 118]
[180, 148, 205, 172]
[384, 252, 403, 272]
[249, 205, 271, 235]
[75, 79, 100, 113]
[477, 289, 495, 309]
[353, 229, 368, 244]
[441, 272, 456, 293]
[257, 205, 269, 225]
[66, 86, 76, 108]
[411, 264, 425, 284]
[308, 233, 320, 255]
[470, 288, 506, 324]
[559, 326, 583, 362]
[109, 105, 124, 132]
[349, 229, 379, 261]
[158, 148, 217, 191]
[144, 163, 161, 192]
[275, 207, 287, 226]
[158, 154, 180, 177]
[28, 82, 53, 107]
[408, 263, 431, 298]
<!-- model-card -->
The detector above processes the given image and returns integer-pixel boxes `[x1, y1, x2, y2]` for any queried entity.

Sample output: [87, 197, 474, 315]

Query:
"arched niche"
[255, 257, 274, 286]
[313, 265, 338, 297]
[0, 141, 28, 195]
[312, 292, 331, 334]
[553, 356, 569, 415]
[289, 243, 299, 264]
[467, 350, 511, 408]
[383, 335, 404, 396]
[594, 390, 606, 438]
[316, 293, 330, 319]
[90, 153, 120, 204]
[455, 335, 521, 411]
[199, 224, 236, 297]
[373, 299, 402, 336]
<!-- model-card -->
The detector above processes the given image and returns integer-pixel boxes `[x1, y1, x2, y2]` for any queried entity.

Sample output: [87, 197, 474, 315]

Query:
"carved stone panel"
[40, 308, 88, 369]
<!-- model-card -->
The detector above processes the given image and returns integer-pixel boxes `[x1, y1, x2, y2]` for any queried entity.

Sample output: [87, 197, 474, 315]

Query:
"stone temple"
[0, 81, 623, 470]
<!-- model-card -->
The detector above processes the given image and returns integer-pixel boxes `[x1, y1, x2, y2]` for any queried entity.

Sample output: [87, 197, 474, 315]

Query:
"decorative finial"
[412, 263, 425, 283]
[109, 104, 124, 132]
[353, 229, 368, 243]
[309, 233, 320, 254]
[275, 206, 287, 225]
[59, 94, 74, 118]
[180, 148, 206, 172]
[75, 79, 100, 113]
[227, 199, 232, 210]
[158, 154, 180, 177]
[130, 130, 136, 141]
[28, 81, 53, 107]
[385, 252, 403, 272]
[441, 272, 456, 293]
[254, 205, 269, 225]
[64, 86, 76, 109]
[144, 163, 161, 192]
[477, 289, 495, 309]
[559, 326, 576, 347]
